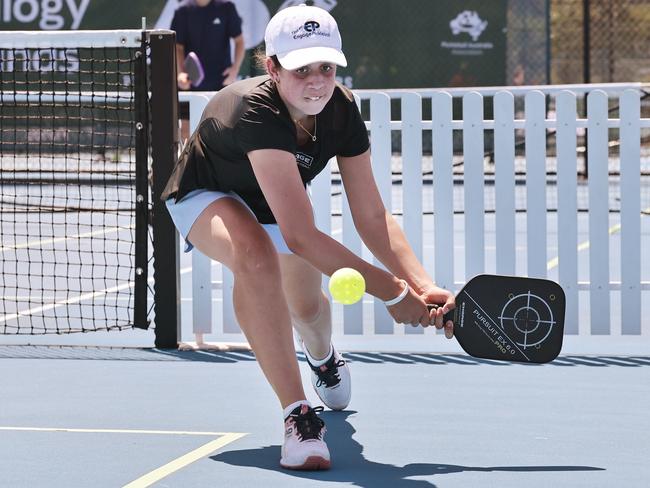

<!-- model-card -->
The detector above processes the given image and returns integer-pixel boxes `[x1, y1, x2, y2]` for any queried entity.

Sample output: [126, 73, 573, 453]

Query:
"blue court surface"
[2, 160, 649, 487]
[1, 346, 648, 488]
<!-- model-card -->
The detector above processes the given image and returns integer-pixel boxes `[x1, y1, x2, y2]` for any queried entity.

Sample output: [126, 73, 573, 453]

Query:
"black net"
[0, 42, 147, 334]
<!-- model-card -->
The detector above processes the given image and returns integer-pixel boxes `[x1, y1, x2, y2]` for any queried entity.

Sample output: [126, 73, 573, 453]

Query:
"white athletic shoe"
[280, 404, 331, 470]
[302, 343, 351, 411]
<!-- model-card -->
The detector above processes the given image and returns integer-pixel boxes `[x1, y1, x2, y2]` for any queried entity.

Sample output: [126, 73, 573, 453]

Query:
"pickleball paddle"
[430, 274, 565, 363]
[184, 52, 205, 87]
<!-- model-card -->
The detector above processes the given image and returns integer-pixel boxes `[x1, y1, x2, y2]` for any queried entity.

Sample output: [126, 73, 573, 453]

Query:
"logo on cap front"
[291, 20, 331, 40]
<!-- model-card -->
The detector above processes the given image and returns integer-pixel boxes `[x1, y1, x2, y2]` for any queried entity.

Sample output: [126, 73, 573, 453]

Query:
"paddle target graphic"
[498, 291, 556, 349]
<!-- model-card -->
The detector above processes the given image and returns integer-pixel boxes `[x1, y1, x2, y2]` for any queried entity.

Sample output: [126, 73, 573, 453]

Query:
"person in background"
[171, 0, 245, 139]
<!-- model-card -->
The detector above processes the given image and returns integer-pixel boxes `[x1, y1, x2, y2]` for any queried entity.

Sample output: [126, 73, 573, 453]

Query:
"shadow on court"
[1, 346, 648, 368]
[211, 411, 604, 488]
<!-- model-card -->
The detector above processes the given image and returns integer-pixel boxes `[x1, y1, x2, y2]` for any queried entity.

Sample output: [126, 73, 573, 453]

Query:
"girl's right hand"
[385, 287, 431, 327]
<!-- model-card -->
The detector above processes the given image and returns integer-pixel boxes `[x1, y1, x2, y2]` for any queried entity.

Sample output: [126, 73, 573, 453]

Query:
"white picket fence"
[178, 85, 650, 346]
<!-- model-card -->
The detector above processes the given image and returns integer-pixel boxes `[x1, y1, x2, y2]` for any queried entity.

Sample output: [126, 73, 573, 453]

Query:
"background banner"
[0, 0, 508, 88]
[6, 0, 648, 87]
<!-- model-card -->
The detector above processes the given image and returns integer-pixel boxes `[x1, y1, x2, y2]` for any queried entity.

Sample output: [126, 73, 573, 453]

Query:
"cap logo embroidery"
[291, 21, 331, 40]
[304, 21, 320, 32]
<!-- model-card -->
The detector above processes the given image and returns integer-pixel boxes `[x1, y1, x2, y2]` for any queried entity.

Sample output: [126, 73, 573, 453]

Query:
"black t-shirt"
[162, 75, 370, 224]
[171, 0, 242, 91]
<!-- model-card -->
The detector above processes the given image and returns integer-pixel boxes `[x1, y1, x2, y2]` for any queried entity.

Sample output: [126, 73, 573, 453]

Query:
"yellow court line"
[123, 433, 247, 488]
[547, 222, 622, 271]
[548, 203, 650, 271]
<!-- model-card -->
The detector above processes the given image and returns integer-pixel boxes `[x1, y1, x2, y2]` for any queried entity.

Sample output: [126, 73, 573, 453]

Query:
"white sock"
[304, 343, 333, 367]
[283, 399, 311, 419]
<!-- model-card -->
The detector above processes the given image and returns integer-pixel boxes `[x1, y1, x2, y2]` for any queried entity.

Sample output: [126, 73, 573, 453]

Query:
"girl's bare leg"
[279, 254, 332, 360]
[187, 198, 306, 408]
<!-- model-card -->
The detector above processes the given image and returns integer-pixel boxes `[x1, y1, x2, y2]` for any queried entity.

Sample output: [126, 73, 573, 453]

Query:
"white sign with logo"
[442, 10, 494, 56]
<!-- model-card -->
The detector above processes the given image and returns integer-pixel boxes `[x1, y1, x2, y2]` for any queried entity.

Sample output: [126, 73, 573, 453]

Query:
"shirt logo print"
[296, 152, 314, 169]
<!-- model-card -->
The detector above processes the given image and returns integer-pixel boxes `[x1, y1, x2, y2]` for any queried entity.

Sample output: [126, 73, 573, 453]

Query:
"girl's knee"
[231, 232, 279, 277]
[291, 293, 328, 326]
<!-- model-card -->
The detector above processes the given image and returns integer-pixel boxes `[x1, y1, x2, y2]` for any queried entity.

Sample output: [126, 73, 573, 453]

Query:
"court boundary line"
[0, 264, 194, 325]
[0, 427, 247, 488]
[546, 204, 650, 271]
[0, 223, 135, 253]
[547, 221, 620, 271]
[0, 222, 140, 324]
[0, 426, 241, 436]
[123, 433, 247, 488]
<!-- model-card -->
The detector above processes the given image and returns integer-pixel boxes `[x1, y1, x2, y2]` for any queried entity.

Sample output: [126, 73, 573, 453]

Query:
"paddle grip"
[427, 304, 455, 324]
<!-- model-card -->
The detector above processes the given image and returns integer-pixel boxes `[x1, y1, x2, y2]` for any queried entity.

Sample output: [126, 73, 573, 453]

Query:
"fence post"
[369, 93, 394, 334]
[185, 94, 214, 339]
[586, 90, 610, 334]
[432, 92, 454, 290]
[525, 91, 548, 278]
[555, 91, 579, 333]
[494, 91, 516, 275]
[619, 90, 642, 333]
[462, 92, 485, 278]
[401, 93, 423, 263]
[341, 180, 363, 334]
[310, 156, 332, 292]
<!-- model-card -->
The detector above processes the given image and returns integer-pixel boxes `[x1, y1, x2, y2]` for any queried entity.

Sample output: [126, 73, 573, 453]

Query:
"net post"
[134, 36, 150, 330]
[149, 30, 181, 348]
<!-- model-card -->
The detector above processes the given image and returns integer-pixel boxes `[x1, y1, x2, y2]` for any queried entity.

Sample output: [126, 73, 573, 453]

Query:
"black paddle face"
[447, 274, 565, 363]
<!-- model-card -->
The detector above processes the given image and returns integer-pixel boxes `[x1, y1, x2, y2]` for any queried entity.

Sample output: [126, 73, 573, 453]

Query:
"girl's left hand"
[420, 285, 455, 338]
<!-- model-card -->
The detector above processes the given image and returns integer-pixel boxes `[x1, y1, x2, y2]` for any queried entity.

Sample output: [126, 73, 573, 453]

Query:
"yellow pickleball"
[329, 268, 366, 305]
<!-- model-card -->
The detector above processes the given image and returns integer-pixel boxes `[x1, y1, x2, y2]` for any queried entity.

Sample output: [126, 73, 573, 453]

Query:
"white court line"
[3, 296, 135, 301]
[0, 426, 234, 436]
[0, 224, 135, 252]
[0, 282, 137, 324]
[0, 262, 195, 324]
[0, 427, 247, 488]
[0, 217, 196, 323]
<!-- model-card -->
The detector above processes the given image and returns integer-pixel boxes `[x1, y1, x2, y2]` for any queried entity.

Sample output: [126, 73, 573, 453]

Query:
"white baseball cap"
[264, 4, 347, 70]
